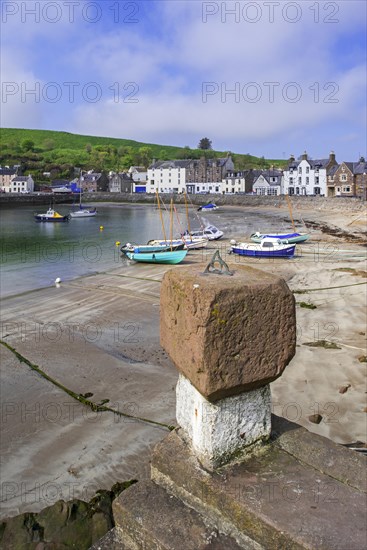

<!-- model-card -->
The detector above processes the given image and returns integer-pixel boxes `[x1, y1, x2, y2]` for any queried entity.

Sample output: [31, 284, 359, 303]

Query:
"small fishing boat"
[230, 237, 296, 258]
[250, 231, 309, 244]
[34, 208, 69, 222]
[125, 249, 188, 264]
[198, 203, 218, 211]
[186, 225, 224, 241]
[121, 242, 185, 254]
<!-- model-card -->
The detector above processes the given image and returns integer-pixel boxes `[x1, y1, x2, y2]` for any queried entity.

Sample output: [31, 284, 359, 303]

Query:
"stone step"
[151, 427, 367, 550]
[113, 480, 246, 550]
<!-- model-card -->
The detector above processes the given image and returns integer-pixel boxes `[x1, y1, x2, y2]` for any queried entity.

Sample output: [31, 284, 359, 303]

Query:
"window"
[343, 186, 351, 193]
[289, 187, 294, 195]
[315, 177, 319, 184]
[314, 187, 321, 195]
[340, 175, 347, 182]
[298, 177, 301, 184]
[306, 167, 309, 174]
[306, 177, 309, 184]
[267, 188, 278, 195]
[298, 167, 302, 174]
[289, 177, 293, 184]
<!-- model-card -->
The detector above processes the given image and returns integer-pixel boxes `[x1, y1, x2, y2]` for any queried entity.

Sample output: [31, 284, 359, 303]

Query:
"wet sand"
[1, 202, 366, 518]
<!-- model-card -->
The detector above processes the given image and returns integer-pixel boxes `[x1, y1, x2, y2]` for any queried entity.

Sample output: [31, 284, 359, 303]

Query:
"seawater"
[0, 202, 291, 298]
[0, 203, 173, 297]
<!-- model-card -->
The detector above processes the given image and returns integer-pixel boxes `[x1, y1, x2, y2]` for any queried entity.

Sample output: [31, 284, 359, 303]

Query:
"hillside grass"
[0, 128, 285, 184]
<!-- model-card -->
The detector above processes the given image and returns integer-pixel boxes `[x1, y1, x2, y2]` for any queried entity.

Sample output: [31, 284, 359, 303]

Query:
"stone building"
[108, 172, 134, 193]
[0, 166, 18, 192]
[327, 157, 367, 199]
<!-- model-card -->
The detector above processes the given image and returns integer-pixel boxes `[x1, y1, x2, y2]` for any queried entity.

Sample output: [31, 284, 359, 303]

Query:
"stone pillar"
[160, 264, 296, 469]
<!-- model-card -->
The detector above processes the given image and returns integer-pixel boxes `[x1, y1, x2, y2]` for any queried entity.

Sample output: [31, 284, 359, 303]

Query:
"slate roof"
[0, 168, 17, 176]
[149, 160, 191, 169]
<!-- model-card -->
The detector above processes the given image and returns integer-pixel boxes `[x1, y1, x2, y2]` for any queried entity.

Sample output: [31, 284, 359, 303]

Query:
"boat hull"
[34, 215, 69, 222]
[250, 232, 309, 244]
[122, 243, 185, 254]
[125, 250, 188, 264]
[69, 209, 97, 218]
[231, 245, 295, 257]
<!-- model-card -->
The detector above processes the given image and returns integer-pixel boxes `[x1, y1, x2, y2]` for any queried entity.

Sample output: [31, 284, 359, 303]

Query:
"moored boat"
[198, 203, 218, 211]
[149, 237, 208, 250]
[250, 231, 309, 244]
[69, 207, 97, 218]
[230, 237, 296, 258]
[121, 242, 185, 254]
[34, 208, 69, 222]
[125, 249, 188, 264]
[186, 224, 223, 241]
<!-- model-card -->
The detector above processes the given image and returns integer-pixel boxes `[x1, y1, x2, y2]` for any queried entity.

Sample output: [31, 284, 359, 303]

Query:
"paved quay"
[1, 257, 204, 518]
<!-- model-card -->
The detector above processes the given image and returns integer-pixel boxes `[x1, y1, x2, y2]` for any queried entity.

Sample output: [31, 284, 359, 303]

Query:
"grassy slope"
[0, 128, 284, 180]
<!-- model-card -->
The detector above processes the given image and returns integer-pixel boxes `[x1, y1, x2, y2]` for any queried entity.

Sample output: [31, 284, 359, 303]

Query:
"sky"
[1, 0, 366, 160]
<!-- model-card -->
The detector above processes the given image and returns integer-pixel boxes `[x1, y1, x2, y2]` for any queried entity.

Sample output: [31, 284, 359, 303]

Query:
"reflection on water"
[0, 203, 293, 297]
[0, 204, 170, 297]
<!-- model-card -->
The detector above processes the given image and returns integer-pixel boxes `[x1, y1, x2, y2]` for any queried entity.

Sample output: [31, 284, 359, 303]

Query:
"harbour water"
[0, 202, 299, 298]
[0, 203, 178, 297]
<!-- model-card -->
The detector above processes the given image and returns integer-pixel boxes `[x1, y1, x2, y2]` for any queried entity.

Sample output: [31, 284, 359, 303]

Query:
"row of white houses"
[143, 152, 366, 198]
[2, 151, 366, 198]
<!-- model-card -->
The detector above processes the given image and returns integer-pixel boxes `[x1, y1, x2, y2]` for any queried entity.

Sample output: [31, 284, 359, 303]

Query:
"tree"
[21, 139, 35, 152]
[198, 137, 212, 150]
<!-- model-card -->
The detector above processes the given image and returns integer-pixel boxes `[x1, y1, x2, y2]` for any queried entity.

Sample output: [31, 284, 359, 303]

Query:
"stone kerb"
[160, 263, 296, 468]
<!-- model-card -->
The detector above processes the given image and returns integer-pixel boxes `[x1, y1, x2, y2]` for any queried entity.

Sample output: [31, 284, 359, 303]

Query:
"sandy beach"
[1, 200, 366, 519]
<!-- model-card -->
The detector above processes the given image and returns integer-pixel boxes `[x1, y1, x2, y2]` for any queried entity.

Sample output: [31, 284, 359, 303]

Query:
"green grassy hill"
[0, 128, 284, 184]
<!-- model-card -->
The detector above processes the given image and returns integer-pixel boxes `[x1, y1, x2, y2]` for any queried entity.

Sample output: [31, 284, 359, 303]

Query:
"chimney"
[301, 151, 308, 160]
[289, 154, 295, 162]
[329, 150, 336, 164]
[359, 156, 365, 163]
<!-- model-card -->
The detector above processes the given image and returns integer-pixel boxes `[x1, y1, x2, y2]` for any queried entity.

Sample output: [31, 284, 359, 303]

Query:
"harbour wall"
[0, 193, 365, 212]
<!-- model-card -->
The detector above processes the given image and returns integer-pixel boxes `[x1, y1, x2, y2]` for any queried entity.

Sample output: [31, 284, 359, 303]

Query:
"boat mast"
[184, 191, 191, 234]
[170, 198, 174, 251]
[156, 190, 167, 242]
[286, 195, 296, 232]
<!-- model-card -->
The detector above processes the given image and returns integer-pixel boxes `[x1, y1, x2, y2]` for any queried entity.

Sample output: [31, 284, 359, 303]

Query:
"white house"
[128, 166, 147, 183]
[283, 152, 337, 196]
[147, 160, 190, 194]
[9, 175, 34, 193]
[253, 169, 283, 196]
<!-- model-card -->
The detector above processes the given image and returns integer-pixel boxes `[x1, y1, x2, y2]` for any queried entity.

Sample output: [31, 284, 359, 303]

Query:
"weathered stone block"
[176, 374, 271, 468]
[160, 264, 296, 401]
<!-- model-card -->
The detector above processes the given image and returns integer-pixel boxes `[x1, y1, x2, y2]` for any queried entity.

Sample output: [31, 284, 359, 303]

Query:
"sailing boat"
[250, 195, 310, 244]
[69, 182, 97, 218]
[123, 196, 188, 264]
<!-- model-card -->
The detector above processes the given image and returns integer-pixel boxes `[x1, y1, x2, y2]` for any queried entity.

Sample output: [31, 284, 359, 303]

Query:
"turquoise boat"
[125, 249, 188, 264]
[250, 232, 310, 244]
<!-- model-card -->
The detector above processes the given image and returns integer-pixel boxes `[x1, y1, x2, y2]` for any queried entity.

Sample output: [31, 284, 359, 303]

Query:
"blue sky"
[1, 0, 366, 160]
